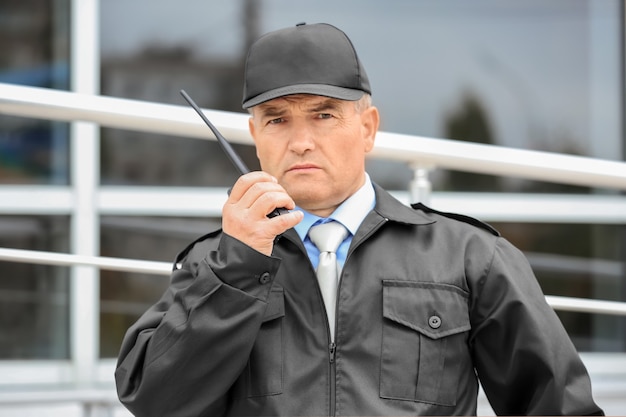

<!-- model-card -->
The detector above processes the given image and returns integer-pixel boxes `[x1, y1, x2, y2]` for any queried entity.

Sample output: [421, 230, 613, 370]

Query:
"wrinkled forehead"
[252, 94, 349, 116]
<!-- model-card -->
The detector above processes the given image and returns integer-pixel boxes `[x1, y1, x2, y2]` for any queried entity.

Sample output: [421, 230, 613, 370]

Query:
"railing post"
[409, 162, 433, 205]
[70, 0, 100, 387]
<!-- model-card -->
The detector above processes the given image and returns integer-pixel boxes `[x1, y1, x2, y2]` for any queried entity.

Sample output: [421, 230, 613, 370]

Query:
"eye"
[317, 113, 333, 120]
[267, 117, 284, 125]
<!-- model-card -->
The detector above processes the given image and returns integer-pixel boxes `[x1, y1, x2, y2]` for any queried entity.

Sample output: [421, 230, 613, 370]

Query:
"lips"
[286, 163, 320, 173]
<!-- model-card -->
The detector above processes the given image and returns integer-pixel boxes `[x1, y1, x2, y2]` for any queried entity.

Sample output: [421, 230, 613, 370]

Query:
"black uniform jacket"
[115, 184, 603, 416]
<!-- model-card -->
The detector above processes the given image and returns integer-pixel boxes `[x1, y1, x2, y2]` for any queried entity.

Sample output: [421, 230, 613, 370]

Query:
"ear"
[360, 106, 379, 153]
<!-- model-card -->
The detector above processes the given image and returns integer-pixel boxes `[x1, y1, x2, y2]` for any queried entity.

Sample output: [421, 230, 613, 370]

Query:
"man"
[115, 23, 603, 416]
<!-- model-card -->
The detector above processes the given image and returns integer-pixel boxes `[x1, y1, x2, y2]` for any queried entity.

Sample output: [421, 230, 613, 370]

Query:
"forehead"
[254, 94, 350, 114]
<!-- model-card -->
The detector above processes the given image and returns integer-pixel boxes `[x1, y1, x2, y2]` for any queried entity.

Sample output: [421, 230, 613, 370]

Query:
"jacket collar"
[371, 183, 435, 226]
[280, 182, 434, 251]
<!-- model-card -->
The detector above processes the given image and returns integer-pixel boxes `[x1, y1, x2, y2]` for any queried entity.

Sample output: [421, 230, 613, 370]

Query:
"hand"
[222, 171, 304, 256]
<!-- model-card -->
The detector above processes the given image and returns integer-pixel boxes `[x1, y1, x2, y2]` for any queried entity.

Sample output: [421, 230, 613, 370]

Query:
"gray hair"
[354, 93, 372, 113]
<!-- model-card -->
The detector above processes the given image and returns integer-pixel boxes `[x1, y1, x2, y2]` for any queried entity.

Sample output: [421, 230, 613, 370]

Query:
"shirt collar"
[294, 173, 376, 240]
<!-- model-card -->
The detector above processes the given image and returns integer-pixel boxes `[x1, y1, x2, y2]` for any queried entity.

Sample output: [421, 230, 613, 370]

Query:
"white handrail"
[0, 247, 171, 275]
[2, 82, 626, 190]
[545, 295, 626, 316]
[1, 246, 625, 316]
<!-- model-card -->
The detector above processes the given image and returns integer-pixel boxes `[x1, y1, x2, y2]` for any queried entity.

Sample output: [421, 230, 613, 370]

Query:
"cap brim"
[242, 84, 365, 109]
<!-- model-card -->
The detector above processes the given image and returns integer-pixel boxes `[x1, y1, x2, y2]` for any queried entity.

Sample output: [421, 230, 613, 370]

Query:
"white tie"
[308, 221, 349, 342]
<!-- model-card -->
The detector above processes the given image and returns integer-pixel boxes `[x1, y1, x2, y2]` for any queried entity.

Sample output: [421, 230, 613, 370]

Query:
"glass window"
[0, 0, 70, 185]
[100, 128, 256, 187]
[0, 216, 70, 359]
[494, 222, 626, 351]
[100, 0, 254, 187]
[99, 216, 220, 357]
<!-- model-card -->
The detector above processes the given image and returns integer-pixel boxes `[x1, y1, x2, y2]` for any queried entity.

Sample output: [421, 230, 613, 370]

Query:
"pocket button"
[428, 315, 442, 329]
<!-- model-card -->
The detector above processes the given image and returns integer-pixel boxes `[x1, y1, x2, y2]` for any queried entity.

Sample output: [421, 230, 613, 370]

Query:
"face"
[249, 94, 379, 217]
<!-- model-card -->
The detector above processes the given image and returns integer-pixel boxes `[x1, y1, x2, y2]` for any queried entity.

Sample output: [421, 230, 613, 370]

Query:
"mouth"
[286, 163, 321, 173]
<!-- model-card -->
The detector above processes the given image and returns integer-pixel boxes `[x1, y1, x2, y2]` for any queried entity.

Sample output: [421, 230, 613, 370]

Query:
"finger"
[270, 209, 304, 231]
[250, 209, 304, 242]
[230, 182, 290, 218]
[249, 190, 296, 218]
[228, 171, 276, 202]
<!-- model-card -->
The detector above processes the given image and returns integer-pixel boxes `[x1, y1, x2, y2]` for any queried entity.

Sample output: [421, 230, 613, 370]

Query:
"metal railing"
[1, 82, 626, 315]
[0, 388, 120, 417]
[2, 82, 626, 193]
[1, 246, 625, 317]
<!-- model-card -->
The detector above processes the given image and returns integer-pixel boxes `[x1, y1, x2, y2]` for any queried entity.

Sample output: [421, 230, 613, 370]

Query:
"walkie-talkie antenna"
[180, 89, 250, 175]
[180, 89, 288, 218]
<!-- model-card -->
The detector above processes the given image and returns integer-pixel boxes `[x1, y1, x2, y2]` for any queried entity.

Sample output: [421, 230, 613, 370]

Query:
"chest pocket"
[380, 280, 470, 406]
[232, 287, 285, 398]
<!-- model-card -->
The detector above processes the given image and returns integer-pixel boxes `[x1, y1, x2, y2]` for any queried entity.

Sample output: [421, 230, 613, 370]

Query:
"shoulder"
[371, 183, 499, 237]
[173, 228, 222, 267]
[411, 202, 500, 237]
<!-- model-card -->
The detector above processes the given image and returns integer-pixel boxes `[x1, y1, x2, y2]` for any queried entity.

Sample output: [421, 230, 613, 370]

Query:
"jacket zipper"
[329, 342, 336, 416]
[329, 263, 342, 416]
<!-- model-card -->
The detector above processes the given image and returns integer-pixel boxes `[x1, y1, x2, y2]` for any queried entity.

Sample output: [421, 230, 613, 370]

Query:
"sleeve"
[115, 233, 281, 417]
[468, 237, 604, 416]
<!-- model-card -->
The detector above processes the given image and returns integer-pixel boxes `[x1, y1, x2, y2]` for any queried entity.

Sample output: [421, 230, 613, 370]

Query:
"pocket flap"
[263, 287, 285, 322]
[383, 280, 470, 339]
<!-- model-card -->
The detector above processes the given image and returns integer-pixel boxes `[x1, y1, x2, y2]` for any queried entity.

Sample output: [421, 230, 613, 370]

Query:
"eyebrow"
[256, 105, 287, 119]
[307, 98, 343, 114]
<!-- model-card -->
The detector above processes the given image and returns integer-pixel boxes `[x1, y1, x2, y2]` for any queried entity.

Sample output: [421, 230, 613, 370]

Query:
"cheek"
[334, 131, 368, 159]
[255, 142, 283, 173]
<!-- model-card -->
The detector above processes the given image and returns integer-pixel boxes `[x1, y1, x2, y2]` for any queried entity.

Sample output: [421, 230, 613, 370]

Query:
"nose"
[287, 120, 316, 155]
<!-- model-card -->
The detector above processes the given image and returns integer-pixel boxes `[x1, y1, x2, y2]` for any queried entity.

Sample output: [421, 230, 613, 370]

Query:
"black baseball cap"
[242, 23, 371, 109]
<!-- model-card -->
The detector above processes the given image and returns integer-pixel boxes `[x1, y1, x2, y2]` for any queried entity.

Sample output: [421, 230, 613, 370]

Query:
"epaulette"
[411, 202, 500, 237]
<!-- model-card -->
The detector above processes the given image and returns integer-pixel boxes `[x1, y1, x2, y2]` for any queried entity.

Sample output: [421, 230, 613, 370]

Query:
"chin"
[291, 191, 319, 207]
[285, 180, 321, 198]
[294, 192, 346, 215]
